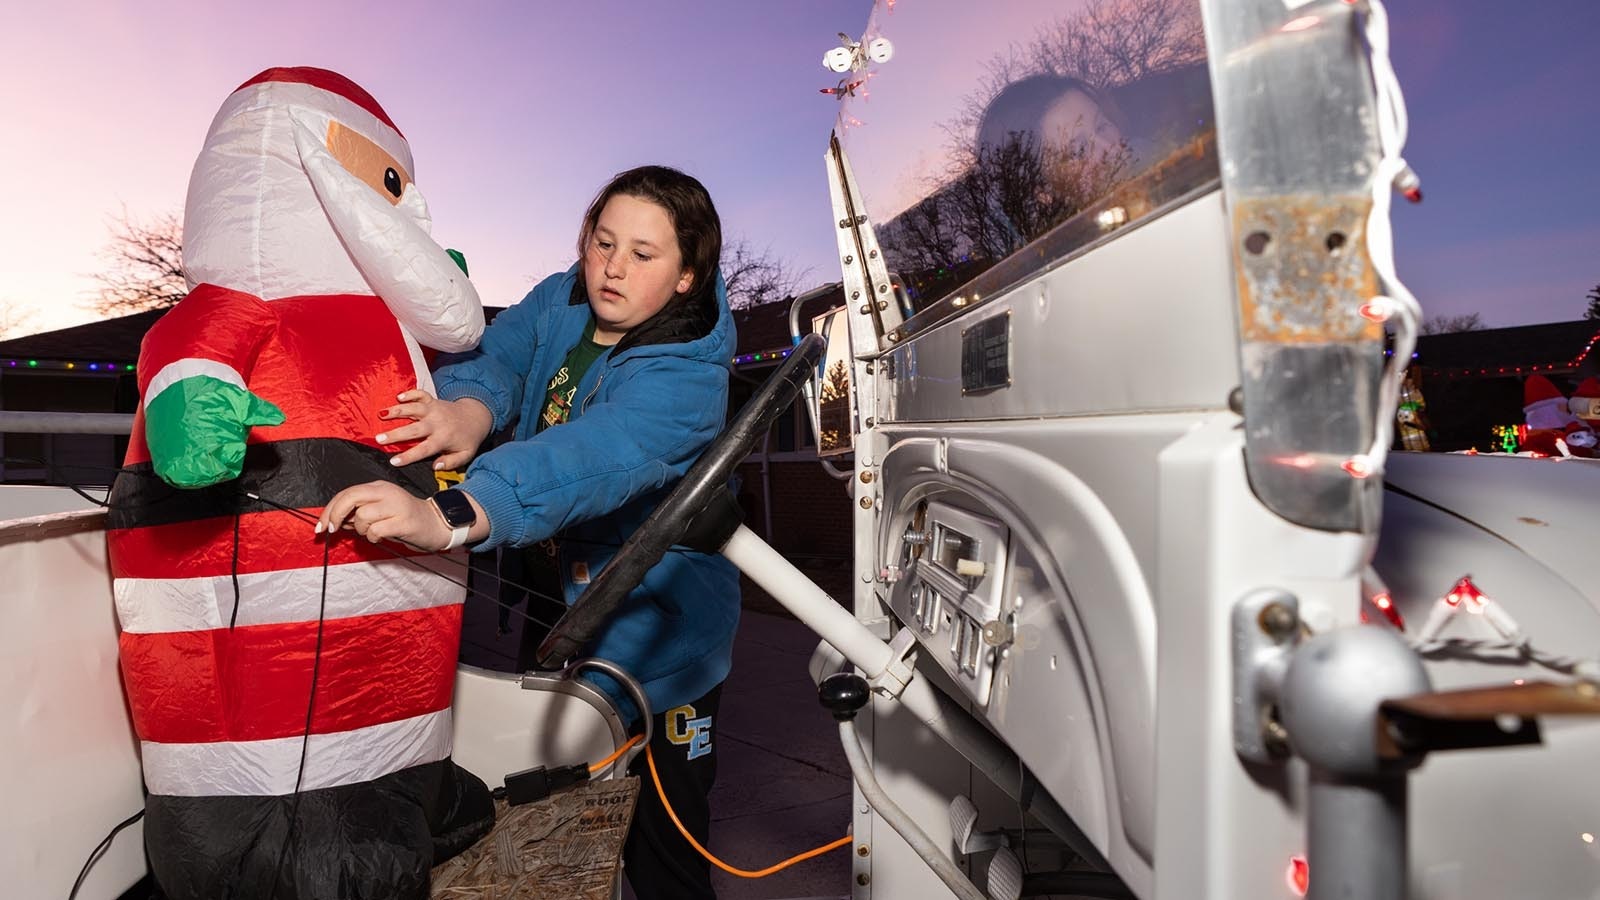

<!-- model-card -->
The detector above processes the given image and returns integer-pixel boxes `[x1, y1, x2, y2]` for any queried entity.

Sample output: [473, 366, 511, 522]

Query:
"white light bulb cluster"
[823, 35, 893, 73]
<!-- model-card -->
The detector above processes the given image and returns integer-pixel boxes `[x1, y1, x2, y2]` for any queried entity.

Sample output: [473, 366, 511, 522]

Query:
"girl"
[319, 165, 739, 898]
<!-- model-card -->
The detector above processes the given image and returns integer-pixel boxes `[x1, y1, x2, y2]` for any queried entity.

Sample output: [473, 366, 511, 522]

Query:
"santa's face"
[325, 121, 412, 206]
[182, 72, 481, 351]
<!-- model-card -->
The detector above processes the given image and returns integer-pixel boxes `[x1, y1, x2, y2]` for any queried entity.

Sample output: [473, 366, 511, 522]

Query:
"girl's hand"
[376, 390, 494, 470]
[317, 481, 451, 550]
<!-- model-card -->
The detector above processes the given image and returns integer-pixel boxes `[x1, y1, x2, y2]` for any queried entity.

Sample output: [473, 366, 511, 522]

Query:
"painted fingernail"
[376, 433, 389, 443]
[314, 521, 324, 534]
[390, 455, 403, 466]
[433, 461, 445, 471]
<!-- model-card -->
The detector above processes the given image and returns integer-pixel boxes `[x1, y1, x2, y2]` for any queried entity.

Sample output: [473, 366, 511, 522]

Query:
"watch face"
[433, 490, 475, 528]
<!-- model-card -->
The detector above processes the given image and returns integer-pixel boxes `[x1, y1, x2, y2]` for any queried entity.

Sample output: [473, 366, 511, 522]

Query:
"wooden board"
[432, 776, 640, 899]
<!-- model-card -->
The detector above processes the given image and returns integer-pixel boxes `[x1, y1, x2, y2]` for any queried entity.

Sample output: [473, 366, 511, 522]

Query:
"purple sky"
[1388, 0, 1600, 327]
[1, 0, 1594, 336]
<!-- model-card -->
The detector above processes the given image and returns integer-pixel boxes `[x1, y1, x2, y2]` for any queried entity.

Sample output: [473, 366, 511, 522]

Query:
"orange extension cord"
[588, 734, 644, 776]
[643, 743, 853, 878]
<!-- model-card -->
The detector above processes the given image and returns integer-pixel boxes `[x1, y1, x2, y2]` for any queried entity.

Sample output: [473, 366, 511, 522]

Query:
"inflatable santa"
[1571, 376, 1600, 431]
[105, 68, 492, 899]
[1522, 374, 1596, 458]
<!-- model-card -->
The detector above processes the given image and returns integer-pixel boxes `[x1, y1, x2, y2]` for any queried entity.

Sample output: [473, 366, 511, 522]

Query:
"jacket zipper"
[580, 373, 605, 415]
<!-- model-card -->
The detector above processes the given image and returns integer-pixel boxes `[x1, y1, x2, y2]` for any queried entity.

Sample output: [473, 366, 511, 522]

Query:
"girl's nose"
[604, 253, 628, 280]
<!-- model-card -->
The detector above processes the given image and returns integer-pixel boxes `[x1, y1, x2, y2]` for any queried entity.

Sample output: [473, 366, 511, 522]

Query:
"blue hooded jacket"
[433, 265, 740, 722]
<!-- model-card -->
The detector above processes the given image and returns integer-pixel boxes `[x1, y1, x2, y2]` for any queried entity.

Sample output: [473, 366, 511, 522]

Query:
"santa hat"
[217, 67, 414, 177]
[1524, 375, 1577, 431]
[1570, 376, 1600, 427]
[237, 67, 404, 136]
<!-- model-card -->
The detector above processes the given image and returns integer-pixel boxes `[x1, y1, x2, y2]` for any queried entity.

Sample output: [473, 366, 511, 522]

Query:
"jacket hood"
[563, 264, 735, 367]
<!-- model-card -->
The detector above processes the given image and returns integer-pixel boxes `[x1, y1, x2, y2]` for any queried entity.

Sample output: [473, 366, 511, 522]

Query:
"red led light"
[1341, 457, 1373, 478]
[1286, 856, 1309, 896]
[1358, 301, 1389, 322]
[1369, 591, 1405, 630]
[1443, 575, 1487, 612]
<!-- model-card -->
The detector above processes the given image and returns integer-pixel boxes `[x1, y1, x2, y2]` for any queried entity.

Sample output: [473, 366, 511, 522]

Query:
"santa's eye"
[383, 167, 403, 198]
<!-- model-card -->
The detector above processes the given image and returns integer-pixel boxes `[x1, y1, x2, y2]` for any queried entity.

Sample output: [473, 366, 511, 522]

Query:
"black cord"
[243, 491, 564, 631]
[267, 539, 330, 900]
[228, 510, 243, 630]
[1, 456, 116, 509]
[18, 454, 699, 617]
[8, 453, 568, 630]
[66, 808, 144, 900]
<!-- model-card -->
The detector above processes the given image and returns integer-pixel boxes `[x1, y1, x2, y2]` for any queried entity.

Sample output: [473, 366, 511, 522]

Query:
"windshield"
[836, 0, 1217, 320]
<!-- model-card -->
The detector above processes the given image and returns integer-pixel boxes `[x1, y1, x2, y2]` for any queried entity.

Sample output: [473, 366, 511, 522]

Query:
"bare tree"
[1585, 284, 1600, 321]
[1420, 312, 1486, 335]
[0, 297, 39, 339]
[722, 239, 805, 310]
[1027, 0, 1206, 90]
[879, 131, 1130, 302]
[92, 208, 188, 316]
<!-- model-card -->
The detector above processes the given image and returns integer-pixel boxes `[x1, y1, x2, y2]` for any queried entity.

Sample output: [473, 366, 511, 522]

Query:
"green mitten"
[145, 375, 285, 488]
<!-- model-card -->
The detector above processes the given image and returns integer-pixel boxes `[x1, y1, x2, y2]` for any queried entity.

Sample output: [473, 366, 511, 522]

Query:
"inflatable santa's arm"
[138, 285, 284, 488]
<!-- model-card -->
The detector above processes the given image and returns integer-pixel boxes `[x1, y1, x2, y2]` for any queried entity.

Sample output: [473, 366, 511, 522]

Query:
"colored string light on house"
[732, 347, 795, 366]
[0, 358, 134, 372]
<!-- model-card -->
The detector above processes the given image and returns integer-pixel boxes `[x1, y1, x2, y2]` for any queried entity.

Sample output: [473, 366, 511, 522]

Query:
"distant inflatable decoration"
[1521, 374, 1596, 458]
[105, 67, 491, 900]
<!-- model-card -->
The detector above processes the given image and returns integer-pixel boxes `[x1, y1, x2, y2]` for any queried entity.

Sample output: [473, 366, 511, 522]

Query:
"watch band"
[443, 523, 471, 551]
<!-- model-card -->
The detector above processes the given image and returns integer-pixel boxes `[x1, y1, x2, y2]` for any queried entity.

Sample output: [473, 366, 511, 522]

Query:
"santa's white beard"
[1526, 397, 1577, 432]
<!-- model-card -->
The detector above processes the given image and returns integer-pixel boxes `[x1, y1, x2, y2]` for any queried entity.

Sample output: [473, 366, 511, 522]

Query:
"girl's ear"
[676, 268, 695, 295]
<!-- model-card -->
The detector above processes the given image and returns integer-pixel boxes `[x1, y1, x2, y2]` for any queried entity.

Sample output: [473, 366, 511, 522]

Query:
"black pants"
[624, 682, 723, 900]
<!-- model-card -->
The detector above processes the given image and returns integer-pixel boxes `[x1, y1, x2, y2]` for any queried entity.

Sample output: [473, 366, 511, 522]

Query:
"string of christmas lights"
[1, 359, 136, 372]
[731, 347, 795, 367]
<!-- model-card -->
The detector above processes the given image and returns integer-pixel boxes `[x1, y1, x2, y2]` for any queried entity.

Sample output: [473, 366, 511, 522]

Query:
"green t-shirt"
[537, 317, 610, 433]
[512, 316, 611, 657]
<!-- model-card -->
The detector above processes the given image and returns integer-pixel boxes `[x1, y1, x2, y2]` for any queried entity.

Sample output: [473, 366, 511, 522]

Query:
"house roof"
[0, 309, 166, 365]
[731, 283, 844, 366]
[1415, 319, 1600, 379]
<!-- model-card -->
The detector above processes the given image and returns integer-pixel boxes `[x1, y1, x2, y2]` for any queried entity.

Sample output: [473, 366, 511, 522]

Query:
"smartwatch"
[431, 488, 476, 551]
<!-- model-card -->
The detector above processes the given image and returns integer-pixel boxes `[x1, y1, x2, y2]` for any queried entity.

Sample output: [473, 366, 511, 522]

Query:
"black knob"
[818, 672, 871, 722]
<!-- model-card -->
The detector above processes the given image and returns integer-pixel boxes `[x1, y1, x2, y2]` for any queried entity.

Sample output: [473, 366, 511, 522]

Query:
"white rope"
[1351, 0, 1424, 481]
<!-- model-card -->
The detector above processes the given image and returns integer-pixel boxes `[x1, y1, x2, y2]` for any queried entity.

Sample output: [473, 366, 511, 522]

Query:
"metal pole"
[1306, 770, 1408, 900]
[723, 523, 1112, 871]
[1280, 627, 1429, 900]
[0, 412, 134, 435]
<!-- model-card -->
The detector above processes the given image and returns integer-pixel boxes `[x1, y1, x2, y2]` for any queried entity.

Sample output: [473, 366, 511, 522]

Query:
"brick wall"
[733, 458, 853, 561]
